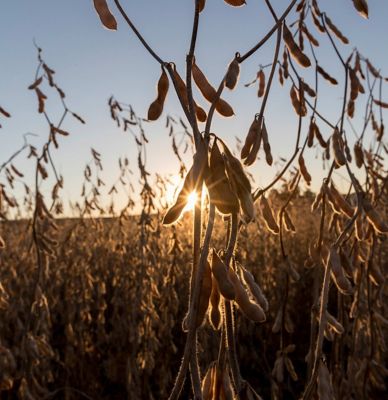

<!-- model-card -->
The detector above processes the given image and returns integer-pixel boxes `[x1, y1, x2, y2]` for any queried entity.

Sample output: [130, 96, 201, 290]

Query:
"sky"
[1, 0, 388, 214]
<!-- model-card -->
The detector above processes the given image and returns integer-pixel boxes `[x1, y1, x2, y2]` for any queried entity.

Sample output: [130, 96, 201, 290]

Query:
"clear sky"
[1, 1, 388, 213]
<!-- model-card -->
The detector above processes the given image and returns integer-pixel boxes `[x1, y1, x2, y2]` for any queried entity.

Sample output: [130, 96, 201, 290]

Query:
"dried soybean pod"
[298, 154, 312, 185]
[283, 210, 296, 232]
[221, 370, 235, 400]
[206, 141, 239, 215]
[363, 200, 388, 234]
[326, 311, 344, 334]
[192, 61, 234, 117]
[163, 167, 194, 225]
[195, 261, 213, 328]
[223, 144, 255, 221]
[301, 24, 320, 47]
[241, 266, 269, 312]
[324, 15, 349, 44]
[257, 69, 266, 98]
[302, 80, 316, 97]
[354, 141, 364, 168]
[225, 57, 240, 90]
[317, 65, 338, 85]
[332, 128, 346, 167]
[314, 123, 327, 147]
[93, 0, 117, 30]
[366, 59, 380, 78]
[328, 246, 352, 295]
[147, 69, 169, 121]
[318, 361, 335, 400]
[312, 11, 325, 33]
[198, 0, 206, 13]
[261, 121, 273, 166]
[347, 99, 355, 118]
[241, 116, 261, 160]
[260, 196, 279, 234]
[211, 250, 236, 300]
[202, 362, 215, 399]
[209, 275, 222, 330]
[352, 0, 369, 19]
[284, 357, 298, 381]
[373, 99, 388, 109]
[172, 66, 207, 122]
[329, 183, 354, 218]
[283, 23, 311, 68]
[228, 268, 266, 323]
[224, 0, 246, 6]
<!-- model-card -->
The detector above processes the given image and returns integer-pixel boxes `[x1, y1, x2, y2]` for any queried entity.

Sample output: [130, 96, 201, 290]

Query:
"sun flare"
[184, 191, 198, 212]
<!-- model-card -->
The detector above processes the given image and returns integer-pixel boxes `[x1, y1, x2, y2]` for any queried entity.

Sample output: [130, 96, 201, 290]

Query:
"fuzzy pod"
[211, 250, 236, 300]
[283, 23, 311, 68]
[192, 61, 234, 117]
[147, 69, 169, 121]
[209, 275, 222, 330]
[241, 266, 269, 312]
[225, 58, 240, 90]
[260, 196, 279, 234]
[228, 268, 266, 323]
[206, 141, 239, 215]
[93, 0, 117, 30]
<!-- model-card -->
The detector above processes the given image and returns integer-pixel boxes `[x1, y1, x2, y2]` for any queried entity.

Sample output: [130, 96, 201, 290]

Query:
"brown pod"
[241, 266, 269, 312]
[211, 250, 236, 300]
[223, 144, 255, 221]
[366, 58, 380, 78]
[354, 141, 364, 168]
[147, 69, 169, 121]
[298, 154, 312, 185]
[209, 276, 222, 330]
[352, 0, 369, 19]
[324, 15, 349, 44]
[283, 24, 311, 68]
[326, 311, 344, 334]
[363, 200, 388, 234]
[192, 61, 234, 117]
[93, 0, 117, 30]
[257, 70, 266, 98]
[312, 11, 325, 33]
[283, 210, 296, 232]
[328, 246, 352, 295]
[206, 141, 239, 215]
[224, 0, 246, 7]
[347, 99, 355, 118]
[225, 58, 240, 90]
[260, 196, 279, 234]
[302, 80, 316, 97]
[332, 128, 346, 167]
[198, 0, 206, 13]
[373, 99, 388, 109]
[329, 183, 354, 218]
[261, 121, 273, 166]
[172, 67, 207, 122]
[241, 117, 261, 160]
[228, 268, 266, 323]
[301, 24, 320, 47]
[314, 122, 327, 148]
[195, 261, 213, 328]
[317, 65, 338, 85]
[290, 85, 307, 117]
[202, 362, 215, 399]
[163, 167, 195, 225]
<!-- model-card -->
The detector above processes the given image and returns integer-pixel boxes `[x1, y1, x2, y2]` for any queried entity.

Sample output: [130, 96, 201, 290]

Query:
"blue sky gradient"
[1, 1, 388, 212]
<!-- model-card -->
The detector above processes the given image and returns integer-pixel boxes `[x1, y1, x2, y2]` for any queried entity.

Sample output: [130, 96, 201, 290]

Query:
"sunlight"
[184, 191, 198, 211]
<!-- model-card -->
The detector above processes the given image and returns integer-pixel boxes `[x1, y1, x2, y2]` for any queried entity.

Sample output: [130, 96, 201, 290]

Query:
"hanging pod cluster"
[163, 138, 255, 224]
[241, 116, 273, 167]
